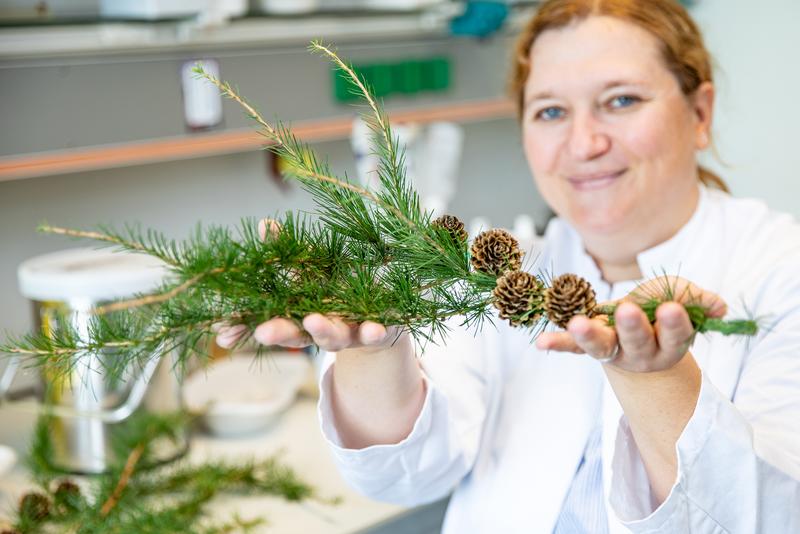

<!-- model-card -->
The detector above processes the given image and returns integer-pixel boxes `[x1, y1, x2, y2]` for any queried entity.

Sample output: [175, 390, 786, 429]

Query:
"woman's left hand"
[535, 276, 727, 372]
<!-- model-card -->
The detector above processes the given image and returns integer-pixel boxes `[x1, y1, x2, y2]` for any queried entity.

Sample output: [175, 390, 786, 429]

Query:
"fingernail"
[662, 313, 682, 328]
[215, 335, 232, 349]
[253, 324, 274, 345]
[216, 325, 244, 348]
[362, 330, 385, 346]
[302, 319, 324, 338]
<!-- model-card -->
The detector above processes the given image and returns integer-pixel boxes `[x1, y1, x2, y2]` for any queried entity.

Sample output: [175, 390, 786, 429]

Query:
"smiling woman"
[236, 1, 800, 533]
[514, 9, 715, 281]
[522, 16, 714, 282]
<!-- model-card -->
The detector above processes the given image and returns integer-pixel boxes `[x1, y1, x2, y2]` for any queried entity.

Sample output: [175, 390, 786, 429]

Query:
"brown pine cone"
[470, 229, 523, 276]
[493, 271, 545, 327]
[54, 479, 82, 512]
[18, 492, 50, 523]
[432, 214, 468, 243]
[1, 529, 22, 534]
[544, 273, 597, 328]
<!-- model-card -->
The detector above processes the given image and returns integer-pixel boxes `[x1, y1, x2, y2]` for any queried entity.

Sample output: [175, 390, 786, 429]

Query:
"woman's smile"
[566, 168, 628, 191]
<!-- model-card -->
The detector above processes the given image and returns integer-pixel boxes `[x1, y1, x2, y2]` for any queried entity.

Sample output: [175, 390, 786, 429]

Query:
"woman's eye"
[608, 95, 641, 109]
[535, 107, 565, 121]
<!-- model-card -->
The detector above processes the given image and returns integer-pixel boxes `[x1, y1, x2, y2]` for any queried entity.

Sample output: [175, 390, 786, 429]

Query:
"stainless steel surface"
[1, 298, 186, 474]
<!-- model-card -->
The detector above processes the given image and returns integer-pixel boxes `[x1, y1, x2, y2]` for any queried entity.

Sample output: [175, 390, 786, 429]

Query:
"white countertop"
[0, 396, 406, 533]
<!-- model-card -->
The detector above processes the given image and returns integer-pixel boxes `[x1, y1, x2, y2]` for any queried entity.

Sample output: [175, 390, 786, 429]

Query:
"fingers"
[232, 314, 395, 352]
[670, 278, 727, 318]
[535, 331, 584, 354]
[301, 316, 399, 351]
[689, 287, 727, 318]
[358, 321, 393, 347]
[567, 315, 618, 360]
[614, 302, 657, 357]
[258, 218, 281, 241]
[215, 324, 248, 349]
[254, 317, 312, 348]
[302, 314, 357, 351]
[653, 301, 695, 356]
[533, 278, 714, 371]
[632, 276, 727, 317]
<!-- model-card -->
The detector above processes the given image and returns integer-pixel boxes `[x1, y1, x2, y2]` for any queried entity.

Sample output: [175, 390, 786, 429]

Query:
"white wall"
[692, 0, 800, 210]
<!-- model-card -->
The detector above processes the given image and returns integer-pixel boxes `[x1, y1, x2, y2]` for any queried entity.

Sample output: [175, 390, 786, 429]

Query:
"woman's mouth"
[566, 169, 627, 191]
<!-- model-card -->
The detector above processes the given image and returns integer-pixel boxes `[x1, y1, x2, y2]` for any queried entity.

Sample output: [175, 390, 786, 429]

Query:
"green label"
[334, 57, 451, 103]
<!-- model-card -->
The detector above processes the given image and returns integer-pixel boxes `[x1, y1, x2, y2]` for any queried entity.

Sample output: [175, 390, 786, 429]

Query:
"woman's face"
[522, 16, 713, 246]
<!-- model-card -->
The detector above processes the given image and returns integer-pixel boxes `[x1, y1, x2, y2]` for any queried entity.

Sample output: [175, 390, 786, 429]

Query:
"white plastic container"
[3, 248, 186, 474]
[17, 247, 167, 303]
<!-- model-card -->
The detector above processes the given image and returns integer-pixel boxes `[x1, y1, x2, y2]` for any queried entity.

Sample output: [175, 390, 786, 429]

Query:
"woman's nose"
[567, 113, 611, 161]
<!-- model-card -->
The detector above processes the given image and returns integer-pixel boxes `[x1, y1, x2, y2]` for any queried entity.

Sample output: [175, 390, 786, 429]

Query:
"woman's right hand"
[215, 219, 425, 448]
[215, 218, 402, 353]
[216, 312, 401, 352]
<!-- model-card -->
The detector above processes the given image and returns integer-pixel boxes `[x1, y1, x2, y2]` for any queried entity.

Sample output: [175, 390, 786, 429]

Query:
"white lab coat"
[318, 185, 800, 533]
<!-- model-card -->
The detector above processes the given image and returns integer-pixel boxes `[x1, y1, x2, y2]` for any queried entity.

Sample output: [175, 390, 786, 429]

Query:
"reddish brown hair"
[510, 0, 728, 192]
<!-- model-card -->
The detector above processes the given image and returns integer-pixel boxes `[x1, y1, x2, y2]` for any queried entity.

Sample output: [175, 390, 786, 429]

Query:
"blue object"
[450, 1, 509, 38]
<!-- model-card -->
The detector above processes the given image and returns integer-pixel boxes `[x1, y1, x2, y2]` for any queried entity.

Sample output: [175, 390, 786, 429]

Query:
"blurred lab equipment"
[181, 58, 223, 131]
[351, 117, 464, 215]
[450, 1, 509, 37]
[182, 352, 311, 436]
[0, 248, 186, 474]
[0, 444, 16, 478]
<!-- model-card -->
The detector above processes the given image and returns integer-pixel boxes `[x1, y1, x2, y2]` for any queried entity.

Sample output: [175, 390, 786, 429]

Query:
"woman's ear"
[692, 81, 715, 150]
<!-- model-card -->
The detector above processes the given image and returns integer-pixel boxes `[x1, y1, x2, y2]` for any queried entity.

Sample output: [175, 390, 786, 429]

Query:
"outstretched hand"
[535, 276, 727, 372]
[217, 313, 400, 352]
[215, 218, 401, 352]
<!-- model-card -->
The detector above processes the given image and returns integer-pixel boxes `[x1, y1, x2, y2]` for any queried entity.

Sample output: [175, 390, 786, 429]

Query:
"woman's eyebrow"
[524, 79, 648, 106]
[601, 79, 647, 91]
[523, 91, 557, 109]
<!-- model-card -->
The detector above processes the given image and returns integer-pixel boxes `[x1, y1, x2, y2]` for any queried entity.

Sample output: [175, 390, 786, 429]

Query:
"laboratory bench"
[0, 395, 448, 533]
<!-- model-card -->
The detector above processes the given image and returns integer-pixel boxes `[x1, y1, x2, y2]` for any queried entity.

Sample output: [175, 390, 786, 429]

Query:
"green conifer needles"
[5, 412, 322, 533]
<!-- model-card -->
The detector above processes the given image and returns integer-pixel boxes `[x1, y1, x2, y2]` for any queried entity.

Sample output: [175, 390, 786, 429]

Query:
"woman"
[219, 1, 800, 531]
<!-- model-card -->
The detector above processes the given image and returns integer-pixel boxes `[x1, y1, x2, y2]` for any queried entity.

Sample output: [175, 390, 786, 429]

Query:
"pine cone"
[54, 479, 82, 513]
[493, 271, 545, 327]
[544, 273, 597, 328]
[1, 529, 22, 534]
[18, 492, 50, 523]
[470, 229, 523, 275]
[432, 214, 468, 243]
